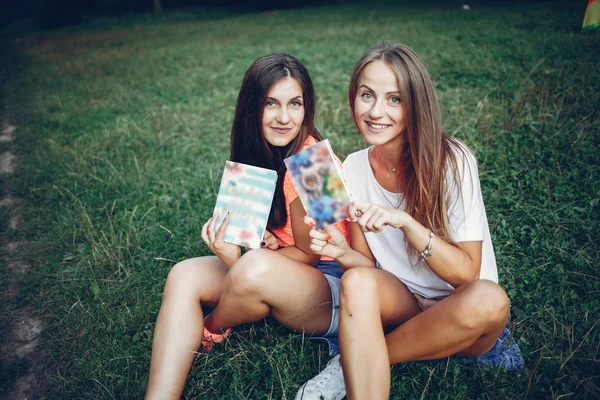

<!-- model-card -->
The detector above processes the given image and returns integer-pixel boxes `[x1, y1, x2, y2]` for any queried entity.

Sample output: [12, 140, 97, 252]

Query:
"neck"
[375, 142, 402, 173]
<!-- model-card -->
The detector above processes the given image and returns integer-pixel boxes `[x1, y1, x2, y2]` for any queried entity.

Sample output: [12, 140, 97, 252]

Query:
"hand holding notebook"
[284, 139, 352, 229]
[212, 161, 277, 249]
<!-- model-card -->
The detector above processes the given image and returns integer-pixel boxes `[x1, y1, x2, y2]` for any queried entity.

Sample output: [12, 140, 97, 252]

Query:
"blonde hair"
[349, 42, 469, 249]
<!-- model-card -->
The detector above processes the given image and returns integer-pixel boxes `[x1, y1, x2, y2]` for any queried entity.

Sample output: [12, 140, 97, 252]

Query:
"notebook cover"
[213, 161, 277, 249]
[284, 139, 352, 229]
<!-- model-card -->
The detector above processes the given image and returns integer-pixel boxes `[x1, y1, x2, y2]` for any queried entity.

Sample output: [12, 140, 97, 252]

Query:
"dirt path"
[0, 120, 46, 399]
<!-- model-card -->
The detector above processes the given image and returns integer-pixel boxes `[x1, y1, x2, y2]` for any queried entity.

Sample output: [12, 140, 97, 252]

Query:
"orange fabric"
[271, 135, 350, 259]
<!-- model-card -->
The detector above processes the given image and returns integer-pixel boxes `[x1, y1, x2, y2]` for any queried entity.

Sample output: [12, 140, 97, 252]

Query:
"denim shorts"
[412, 292, 523, 370]
[308, 260, 343, 356]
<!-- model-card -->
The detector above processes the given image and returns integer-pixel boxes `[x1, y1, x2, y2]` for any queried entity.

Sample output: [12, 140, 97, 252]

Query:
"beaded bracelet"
[419, 230, 435, 263]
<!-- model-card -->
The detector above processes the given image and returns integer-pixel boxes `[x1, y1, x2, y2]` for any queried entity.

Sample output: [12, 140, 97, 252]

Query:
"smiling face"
[261, 76, 305, 147]
[353, 60, 406, 148]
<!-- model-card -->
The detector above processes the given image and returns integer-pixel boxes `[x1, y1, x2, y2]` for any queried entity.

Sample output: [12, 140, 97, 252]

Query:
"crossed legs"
[146, 250, 335, 399]
[338, 267, 509, 400]
[205, 249, 335, 336]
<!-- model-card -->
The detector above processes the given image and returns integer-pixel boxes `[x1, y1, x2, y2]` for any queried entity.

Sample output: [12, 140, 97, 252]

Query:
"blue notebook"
[213, 161, 277, 249]
[284, 139, 352, 229]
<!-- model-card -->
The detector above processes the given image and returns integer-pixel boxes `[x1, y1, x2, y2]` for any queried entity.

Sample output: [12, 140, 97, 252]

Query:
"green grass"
[1, 0, 599, 398]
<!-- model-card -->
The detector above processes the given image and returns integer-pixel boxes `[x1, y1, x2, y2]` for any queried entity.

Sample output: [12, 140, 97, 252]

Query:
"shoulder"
[343, 148, 372, 196]
[343, 147, 370, 168]
[300, 134, 319, 151]
[445, 139, 479, 185]
[444, 139, 483, 205]
[449, 139, 477, 166]
[445, 137, 473, 161]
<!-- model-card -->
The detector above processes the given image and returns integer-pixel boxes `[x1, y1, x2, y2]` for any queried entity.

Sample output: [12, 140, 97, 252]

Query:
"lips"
[270, 126, 292, 134]
[365, 121, 390, 132]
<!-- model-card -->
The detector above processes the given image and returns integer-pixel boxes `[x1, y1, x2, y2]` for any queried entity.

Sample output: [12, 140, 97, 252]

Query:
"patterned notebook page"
[213, 161, 277, 249]
[284, 139, 352, 229]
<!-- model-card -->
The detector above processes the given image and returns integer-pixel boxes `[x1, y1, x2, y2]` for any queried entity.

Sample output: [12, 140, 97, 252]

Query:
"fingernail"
[325, 235, 332, 241]
[260, 241, 266, 247]
[309, 220, 316, 227]
[225, 211, 230, 218]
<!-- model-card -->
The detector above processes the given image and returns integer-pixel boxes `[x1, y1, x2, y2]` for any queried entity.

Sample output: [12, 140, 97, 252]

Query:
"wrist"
[336, 243, 354, 263]
[398, 212, 416, 232]
[220, 250, 241, 269]
[417, 229, 435, 263]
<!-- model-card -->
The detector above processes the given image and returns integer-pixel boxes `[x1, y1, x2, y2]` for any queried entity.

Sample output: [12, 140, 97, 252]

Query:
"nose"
[368, 99, 385, 119]
[277, 107, 291, 124]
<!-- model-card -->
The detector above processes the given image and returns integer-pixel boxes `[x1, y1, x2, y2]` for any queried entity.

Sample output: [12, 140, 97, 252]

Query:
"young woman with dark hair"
[295, 42, 523, 400]
[145, 53, 349, 399]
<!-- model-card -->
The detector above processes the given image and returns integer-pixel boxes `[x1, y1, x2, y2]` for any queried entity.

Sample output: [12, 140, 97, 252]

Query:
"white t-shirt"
[342, 145, 498, 299]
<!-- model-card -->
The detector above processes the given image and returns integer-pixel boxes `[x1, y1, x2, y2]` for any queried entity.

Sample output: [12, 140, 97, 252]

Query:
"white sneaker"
[295, 354, 346, 400]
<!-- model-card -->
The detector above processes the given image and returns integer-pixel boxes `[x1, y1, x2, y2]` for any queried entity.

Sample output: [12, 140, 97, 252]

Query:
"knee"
[164, 259, 196, 294]
[340, 267, 378, 304]
[226, 249, 275, 295]
[164, 258, 224, 305]
[457, 280, 509, 329]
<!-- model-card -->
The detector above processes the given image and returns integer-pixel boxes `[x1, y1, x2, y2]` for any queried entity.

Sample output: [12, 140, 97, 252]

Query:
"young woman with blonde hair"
[295, 42, 523, 400]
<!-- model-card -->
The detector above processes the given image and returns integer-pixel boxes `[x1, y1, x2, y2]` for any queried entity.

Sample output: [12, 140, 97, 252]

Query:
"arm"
[351, 202, 481, 287]
[402, 216, 481, 285]
[305, 216, 376, 271]
[339, 221, 377, 269]
[276, 197, 321, 266]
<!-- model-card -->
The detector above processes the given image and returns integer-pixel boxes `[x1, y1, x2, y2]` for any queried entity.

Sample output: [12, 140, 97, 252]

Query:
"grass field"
[1, 0, 599, 398]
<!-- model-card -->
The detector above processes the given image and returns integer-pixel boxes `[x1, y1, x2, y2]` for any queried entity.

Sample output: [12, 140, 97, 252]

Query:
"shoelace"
[312, 363, 344, 396]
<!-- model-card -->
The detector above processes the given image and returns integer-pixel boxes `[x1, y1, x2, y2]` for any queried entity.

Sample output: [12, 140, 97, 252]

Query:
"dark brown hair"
[349, 42, 470, 248]
[230, 53, 322, 229]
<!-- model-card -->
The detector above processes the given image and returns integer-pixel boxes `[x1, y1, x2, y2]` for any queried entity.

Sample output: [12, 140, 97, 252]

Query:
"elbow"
[453, 266, 481, 288]
[468, 265, 481, 282]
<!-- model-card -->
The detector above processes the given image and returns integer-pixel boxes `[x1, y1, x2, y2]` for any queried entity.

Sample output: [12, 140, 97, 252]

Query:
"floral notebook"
[213, 161, 277, 249]
[284, 139, 352, 229]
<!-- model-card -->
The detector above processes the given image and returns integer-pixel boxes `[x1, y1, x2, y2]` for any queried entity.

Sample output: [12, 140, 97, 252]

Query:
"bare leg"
[204, 249, 334, 335]
[385, 280, 509, 361]
[145, 256, 228, 400]
[339, 268, 420, 400]
[339, 267, 509, 400]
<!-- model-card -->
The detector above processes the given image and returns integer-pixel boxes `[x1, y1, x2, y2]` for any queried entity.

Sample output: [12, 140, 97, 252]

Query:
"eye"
[361, 92, 373, 100]
[265, 100, 276, 108]
[389, 96, 401, 104]
[290, 100, 303, 107]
